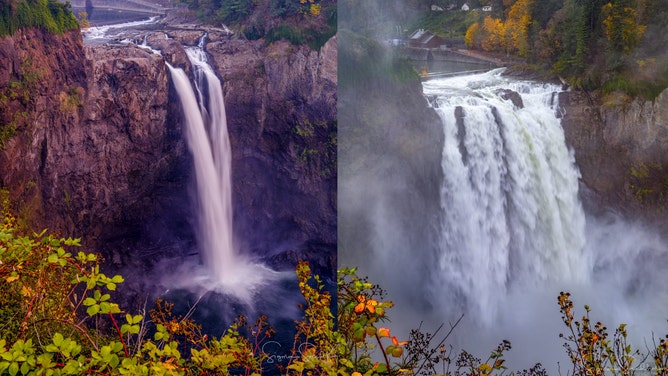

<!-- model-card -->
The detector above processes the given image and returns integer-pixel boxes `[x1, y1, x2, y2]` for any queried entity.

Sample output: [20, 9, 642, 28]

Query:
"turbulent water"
[166, 41, 276, 303]
[423, 70, 587, 324]
[373, 69, 668, 372]
[82, 16, 160, 42]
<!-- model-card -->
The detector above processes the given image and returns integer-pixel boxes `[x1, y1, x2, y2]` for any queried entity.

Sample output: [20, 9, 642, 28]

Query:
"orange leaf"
[354, 302, 365, 314]
[391, 336, 408, 347]
[378, 327, 390, 337]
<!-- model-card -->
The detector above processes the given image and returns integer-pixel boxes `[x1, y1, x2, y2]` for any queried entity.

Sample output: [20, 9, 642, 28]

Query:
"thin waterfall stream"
[165, 38, 277, 304]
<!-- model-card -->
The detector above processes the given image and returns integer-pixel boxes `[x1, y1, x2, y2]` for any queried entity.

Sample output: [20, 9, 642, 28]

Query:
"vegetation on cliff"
[0, 0, 79, 36]
[176, 0, 336, 49]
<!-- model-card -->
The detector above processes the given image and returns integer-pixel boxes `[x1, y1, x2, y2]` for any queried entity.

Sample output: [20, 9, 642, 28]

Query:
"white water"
[82, 16, 160, 41]
[416, 70, 668, 371]
[424, 69, 587, 324]
[166, 41, 275, 303]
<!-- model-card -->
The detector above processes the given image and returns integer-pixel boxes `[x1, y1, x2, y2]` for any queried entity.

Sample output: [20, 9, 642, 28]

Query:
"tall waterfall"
[166, 39, 273, 302]
[424, 70, 587, 324]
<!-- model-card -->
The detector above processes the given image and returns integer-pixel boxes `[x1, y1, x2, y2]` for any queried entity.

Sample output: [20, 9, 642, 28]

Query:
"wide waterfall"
[424, 70, 587, 324]
[341, 69, 668, 371]
[166, 41, 275, 303]
[416, 70, 668, 370]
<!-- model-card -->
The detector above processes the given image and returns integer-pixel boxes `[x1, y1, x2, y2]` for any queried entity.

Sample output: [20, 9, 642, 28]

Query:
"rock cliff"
[560, 89, 668, 227]
[1, 29, 190, 261]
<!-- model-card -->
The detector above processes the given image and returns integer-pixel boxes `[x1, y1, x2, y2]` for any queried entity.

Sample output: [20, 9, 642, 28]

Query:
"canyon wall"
[560, 89, 668, 227]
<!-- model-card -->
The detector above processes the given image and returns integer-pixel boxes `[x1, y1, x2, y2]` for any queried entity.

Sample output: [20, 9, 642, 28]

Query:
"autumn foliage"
[460, 0, 666, 95]
[3, 201, 668, 374]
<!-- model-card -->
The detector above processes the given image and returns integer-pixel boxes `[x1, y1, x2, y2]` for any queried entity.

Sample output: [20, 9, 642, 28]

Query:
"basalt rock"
[0, 29, 191, 262]
[560, 89, 668, 228]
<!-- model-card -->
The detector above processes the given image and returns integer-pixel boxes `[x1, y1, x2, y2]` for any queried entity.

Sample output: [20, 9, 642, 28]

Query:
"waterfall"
[419, 70, 668, 370]
[182, 41, 236, 282]
[423, 70, 587, 324]
[166, 39, 273, 302]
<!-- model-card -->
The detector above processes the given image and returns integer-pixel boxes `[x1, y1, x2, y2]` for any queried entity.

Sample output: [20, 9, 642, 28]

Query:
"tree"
[481, 15, 506, 51]
[465, 21, 482, 48]
[602, 0, 646, 55]
[505, 0, 533, 56]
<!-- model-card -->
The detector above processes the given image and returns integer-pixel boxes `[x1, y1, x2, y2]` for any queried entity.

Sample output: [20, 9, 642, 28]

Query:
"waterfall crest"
[424, 70, 587, 324]
[166, 41, 274, 303]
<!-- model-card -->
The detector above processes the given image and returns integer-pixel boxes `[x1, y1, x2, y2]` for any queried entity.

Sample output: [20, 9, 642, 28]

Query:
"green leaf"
[47, 254, 58, 263]
[375, 363, 388, 373]
[82, 298, 96, 307]
[86, 305, 100, 316]
[8, 362, 18, 376]
[109, 354, 119, 368]
[19, 361, 29, 375]
[287, 362, 304, 373]
[53, 333, 63, 347]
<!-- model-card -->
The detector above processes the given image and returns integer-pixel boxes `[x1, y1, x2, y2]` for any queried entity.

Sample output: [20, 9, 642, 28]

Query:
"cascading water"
[166, 38, 274, 303]
[417, 69, 668, 371]
[424, 70, 587, 324]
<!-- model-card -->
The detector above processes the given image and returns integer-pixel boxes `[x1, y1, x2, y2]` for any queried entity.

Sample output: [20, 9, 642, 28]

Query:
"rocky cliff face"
[560, 89, 668, 226]
[1, 27, 336, 274]
[1, 29, 191, 263]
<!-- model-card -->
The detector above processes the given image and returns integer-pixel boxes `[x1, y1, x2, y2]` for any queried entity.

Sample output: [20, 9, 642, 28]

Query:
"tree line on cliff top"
[461, 0, 668, 96]
[339, 0, 668, 99]
[175, 0, 336, 50]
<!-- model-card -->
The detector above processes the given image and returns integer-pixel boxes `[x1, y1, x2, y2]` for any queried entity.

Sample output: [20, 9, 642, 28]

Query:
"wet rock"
[497, 88, 524, 109]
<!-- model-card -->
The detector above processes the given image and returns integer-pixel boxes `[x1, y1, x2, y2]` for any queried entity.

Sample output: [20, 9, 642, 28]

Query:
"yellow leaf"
[478, 363, 492, 373]
[21, 285, 32, 297]
[5, 275, 19, 283]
